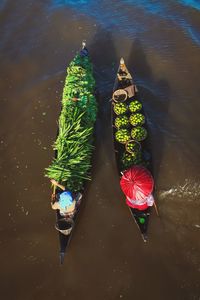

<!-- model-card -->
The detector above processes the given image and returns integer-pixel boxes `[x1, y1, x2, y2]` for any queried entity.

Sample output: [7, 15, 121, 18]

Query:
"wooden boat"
[111, 58, 154, 242]
[45, 42, 97, 263]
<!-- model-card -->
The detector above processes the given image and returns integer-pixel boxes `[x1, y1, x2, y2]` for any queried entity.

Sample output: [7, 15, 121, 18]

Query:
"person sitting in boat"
[80, 41, 88, 57]
[50, 179, 82, 217]
[117, 58, 138, 95]
[117, 58, 132, 81]
[120, 165, 155, 211]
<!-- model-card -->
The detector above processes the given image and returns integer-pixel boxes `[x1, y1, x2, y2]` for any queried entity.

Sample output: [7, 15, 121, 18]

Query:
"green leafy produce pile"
[115, 115, 129, 129]
[45, 53, 97, 192]
[129, 113, 145, 126]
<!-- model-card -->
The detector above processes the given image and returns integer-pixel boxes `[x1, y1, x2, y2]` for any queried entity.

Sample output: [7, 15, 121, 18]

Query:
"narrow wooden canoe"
[46, 42, 97, 263]
[111, 58, 153, 242]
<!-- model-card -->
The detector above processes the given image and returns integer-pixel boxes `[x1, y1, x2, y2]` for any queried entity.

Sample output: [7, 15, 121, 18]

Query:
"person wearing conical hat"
[117, 58, 138, 95]
[120, 165, 155, 211]
[118, 58, 132, 81]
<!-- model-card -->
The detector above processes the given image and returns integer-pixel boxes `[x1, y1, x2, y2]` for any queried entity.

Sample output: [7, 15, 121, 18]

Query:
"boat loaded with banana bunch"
[45, 42, 97, 263]
[111, 58, 158, 242]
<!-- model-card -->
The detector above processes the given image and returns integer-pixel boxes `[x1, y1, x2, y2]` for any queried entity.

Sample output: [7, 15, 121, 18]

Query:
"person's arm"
[50, 179, 65, 191]
[146, 194, 154, 206]
[117, 73, 122, 81]
[51, 201, 60, 210]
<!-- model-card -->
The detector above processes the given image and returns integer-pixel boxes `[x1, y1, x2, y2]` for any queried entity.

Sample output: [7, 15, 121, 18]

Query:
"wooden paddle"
[153, 200, 160, 217]
[51, 184, 56, 202]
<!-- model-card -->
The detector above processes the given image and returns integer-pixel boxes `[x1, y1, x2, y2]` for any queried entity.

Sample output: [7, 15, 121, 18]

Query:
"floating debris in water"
[37, 139, 42, 145]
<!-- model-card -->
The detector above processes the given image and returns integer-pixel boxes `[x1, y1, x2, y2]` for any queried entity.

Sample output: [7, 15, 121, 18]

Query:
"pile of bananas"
[115, 129, 131, 144]
[130, 113, 145, 126]
[115, 115, 129, 129]
[121, 151, 143, 168]
[131, 126, 147, 141]
[129, 100, 142, 113]
[126, 140, 141, 153]
[114, 102, 127, 115]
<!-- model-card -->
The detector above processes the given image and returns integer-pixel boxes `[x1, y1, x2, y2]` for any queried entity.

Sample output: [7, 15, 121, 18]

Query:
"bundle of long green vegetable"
[45, 52, 97, 192]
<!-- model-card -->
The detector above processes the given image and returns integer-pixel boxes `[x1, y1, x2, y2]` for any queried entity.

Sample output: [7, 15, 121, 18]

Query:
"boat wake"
[158, 179, 200, 200]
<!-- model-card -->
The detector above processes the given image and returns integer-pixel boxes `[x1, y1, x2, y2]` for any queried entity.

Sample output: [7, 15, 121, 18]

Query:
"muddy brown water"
[0, 1, 200, 299]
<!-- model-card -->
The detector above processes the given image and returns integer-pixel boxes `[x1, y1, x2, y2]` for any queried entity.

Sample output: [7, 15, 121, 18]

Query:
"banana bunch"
[129, 100, 142, 113]
[126, 140, 141, 153]
[129, 113, 145, 126]
[115, 115, 129, 129]
[131, 126, 147, 141]
[113, 102, 127, 115]
[115, 129, 131, 144]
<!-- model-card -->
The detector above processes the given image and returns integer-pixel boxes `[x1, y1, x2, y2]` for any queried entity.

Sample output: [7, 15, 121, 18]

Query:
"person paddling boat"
[50, 179, 82, 218]
[120, 165, 154, 210]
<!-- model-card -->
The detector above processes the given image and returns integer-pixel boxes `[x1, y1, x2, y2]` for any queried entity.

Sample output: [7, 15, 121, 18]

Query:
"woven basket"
[55, 218, 74, 236]
[112, 89, 128, 103]
[125, 140, 141, 154]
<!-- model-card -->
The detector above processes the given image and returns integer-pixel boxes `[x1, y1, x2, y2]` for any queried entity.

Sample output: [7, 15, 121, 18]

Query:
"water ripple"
[178, 0, 200, 11]
[50, 0, 200, 46]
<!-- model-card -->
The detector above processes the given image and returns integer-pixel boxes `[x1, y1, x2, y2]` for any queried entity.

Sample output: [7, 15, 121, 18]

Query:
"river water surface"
[0, 1, 200, 299]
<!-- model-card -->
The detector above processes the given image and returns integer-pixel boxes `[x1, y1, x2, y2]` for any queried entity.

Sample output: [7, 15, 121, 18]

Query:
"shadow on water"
[70, 30, 119, 249]
[127, 39, 171, 192]
[89, 30, 119, 178]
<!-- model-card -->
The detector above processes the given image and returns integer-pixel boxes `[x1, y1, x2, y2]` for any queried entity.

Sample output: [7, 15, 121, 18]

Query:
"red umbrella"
[120, 166, 154, 201]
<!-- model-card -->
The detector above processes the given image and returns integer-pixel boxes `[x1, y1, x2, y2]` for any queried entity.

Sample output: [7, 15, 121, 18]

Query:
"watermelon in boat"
[111, 58, 157, 242]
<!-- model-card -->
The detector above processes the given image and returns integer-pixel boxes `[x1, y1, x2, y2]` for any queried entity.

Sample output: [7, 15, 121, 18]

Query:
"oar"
[153, 200, 159, 217]
[51, 184, 56, 202]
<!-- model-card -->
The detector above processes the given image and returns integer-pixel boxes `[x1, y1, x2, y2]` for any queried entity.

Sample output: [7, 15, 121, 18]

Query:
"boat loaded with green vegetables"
[111, 58, 155, 242]
[45, 42, 97, 263]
